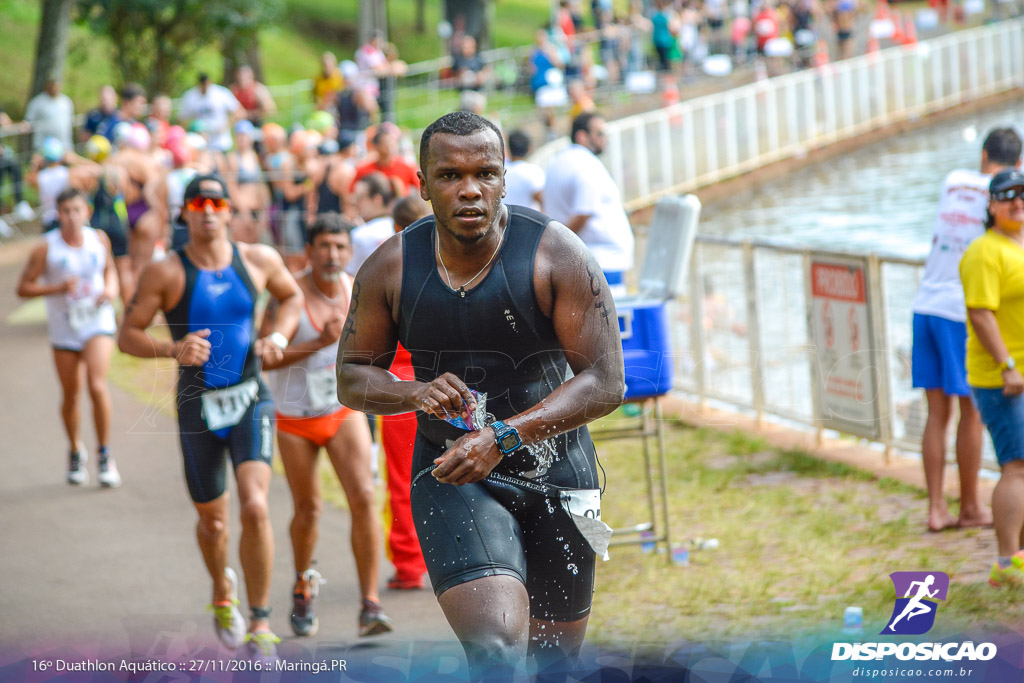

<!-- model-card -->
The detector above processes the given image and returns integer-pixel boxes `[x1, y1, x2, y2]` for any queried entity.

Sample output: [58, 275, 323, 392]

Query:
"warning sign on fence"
[808, 257, 881, 439]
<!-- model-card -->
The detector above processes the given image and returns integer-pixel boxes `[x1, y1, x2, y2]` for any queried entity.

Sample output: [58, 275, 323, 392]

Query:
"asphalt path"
[0, 241, 461, 682]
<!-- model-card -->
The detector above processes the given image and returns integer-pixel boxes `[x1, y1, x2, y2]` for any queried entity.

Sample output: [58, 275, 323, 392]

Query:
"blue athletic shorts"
[971, 388, 1024, 467]
[911, 313, 970, 396]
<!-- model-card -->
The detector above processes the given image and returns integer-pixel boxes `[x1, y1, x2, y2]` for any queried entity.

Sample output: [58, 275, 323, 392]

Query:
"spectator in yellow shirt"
[960, 168, 1024, 589]
[314, 52, 344, 111]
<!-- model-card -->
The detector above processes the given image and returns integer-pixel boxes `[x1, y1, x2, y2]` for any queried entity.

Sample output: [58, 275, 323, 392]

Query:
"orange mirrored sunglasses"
[186, 196, 229, 212]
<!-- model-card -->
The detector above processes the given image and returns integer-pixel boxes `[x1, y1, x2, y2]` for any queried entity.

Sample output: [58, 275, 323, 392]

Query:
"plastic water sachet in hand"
[442, 391, 489, 431]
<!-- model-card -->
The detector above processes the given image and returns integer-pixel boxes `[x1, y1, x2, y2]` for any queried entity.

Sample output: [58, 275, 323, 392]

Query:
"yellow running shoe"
[988, 551, 1024, 588]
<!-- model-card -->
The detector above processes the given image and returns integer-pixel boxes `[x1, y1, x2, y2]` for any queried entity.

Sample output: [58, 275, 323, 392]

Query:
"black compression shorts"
[177, 395, 275, 504]
[410, 436, 598, 622]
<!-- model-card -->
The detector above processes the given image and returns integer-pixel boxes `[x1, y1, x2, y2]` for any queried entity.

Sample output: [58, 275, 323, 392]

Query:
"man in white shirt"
[543, 112, 634, 295]
[910, 127, 1020, 532]
[504, 129, 545, 211]
[179, 73, 242, 152]
[25, 79, 74, 150]
[346, 172, 396, 276]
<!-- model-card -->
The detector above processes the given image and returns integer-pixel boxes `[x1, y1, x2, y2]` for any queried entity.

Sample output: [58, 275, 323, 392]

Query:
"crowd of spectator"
[0, 0, 1002, 228]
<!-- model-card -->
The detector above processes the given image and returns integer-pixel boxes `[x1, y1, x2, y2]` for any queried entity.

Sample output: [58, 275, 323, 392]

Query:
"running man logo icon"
[882, 571, 949, 635]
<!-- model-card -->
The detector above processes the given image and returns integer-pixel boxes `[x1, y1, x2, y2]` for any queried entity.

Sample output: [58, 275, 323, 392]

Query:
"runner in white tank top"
[264, 272, 351, 417]
[16, 188, 121, 488]
[41, 224, 118, 350]
[259, 214, 392, 638]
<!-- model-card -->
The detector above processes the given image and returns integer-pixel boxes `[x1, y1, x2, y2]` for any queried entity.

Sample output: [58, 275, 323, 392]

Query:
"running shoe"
[97, 453, 122, 488]
[387, 574, 425, 590]
[210, 567, 246, 648]
[989, 551, 1024, 588]
[244, 629, 281, 663]
[358, 598, 394, 637]
[13, 200, 35, 223]
[290, 568, 324, 637]
[67, 445, 88, 485]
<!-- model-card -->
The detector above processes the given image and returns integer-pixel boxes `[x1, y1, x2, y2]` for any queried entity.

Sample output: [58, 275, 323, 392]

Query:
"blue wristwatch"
[490, 420, 522, 455]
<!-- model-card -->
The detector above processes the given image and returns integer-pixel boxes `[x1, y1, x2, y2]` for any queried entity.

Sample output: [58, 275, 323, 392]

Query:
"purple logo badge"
[882, 571, 949, 635]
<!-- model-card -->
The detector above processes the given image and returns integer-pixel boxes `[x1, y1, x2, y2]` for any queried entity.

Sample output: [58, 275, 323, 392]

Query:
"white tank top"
[38, 165, 70, 225]
[265, 274, 353, 417]
[43, 227, 117, 345]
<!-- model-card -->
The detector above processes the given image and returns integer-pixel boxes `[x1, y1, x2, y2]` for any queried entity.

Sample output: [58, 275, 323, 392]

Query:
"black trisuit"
[398, 205, 600, 622]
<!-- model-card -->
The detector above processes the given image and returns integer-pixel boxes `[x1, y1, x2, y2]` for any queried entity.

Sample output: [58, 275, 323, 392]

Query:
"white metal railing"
[667, 236, 997, 470]
[533, 18, 1024, 212]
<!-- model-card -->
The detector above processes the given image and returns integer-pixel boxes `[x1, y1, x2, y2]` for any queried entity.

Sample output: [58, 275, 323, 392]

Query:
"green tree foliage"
[75, 0, 281, 94]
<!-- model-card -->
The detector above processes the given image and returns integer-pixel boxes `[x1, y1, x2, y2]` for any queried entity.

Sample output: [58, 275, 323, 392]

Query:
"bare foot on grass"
[956, 507, 993, 529]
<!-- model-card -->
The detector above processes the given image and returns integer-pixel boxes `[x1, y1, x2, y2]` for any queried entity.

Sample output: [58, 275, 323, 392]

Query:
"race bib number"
[68, 298, 101, 333]
[561, 488, 602, 521]
[560, 488, 612, 561]
[201, 379, 259, 431]
[306, 366, 339, 412]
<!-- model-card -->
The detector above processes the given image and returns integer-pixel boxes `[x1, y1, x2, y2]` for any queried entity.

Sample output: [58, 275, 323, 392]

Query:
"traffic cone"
[866, 36, 880, 53]
[662, 76, 683, 125]
[662, 76, 680, 108]
[813, 39, 830, 68]
[902, 14, 917, 45]
[874, 0, 891, 20]
[891, 10, 905, 43]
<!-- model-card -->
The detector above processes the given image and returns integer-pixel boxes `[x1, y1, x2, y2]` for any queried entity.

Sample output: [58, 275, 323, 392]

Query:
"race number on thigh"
[201, 379, 259, 431]
[306, 365, 339, 413]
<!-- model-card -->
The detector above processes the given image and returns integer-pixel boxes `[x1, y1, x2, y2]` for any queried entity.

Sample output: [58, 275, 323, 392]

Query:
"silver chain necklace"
[436, 225, 505, 298]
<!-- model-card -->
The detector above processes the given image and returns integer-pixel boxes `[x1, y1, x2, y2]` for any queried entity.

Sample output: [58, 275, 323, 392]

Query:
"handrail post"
[744, 243, 766, 426]
[689, 246, 708, 411]
[868, 254, 894, 464]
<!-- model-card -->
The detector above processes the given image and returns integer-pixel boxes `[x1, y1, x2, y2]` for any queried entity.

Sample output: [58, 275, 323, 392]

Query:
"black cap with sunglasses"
[990, 169, 1024, 197]
[174, 174, 231, 237]
[183, 173, 229, 204]
[985, 169, 1024, 229]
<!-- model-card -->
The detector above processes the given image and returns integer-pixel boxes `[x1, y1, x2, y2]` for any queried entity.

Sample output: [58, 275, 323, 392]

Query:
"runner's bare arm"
[519, 223, 625, 432]
[246, 244, 303, 365]
[259, 288, 344, 371]
[432, 222, 624, 485]
[117, 259, 203, 361]
[336, 236, 408, 414]
[256, 245, 303, 337]
[336, 236, 476, 417]
[16, 242, 70, 298]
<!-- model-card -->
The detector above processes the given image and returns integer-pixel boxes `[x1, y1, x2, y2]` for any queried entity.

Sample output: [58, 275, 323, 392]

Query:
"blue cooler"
[618, 297, 673, 400]
[613, 194, 700, 401]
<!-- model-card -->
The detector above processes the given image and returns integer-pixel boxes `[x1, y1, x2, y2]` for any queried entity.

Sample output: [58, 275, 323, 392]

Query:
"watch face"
[498, 432, 520, 452]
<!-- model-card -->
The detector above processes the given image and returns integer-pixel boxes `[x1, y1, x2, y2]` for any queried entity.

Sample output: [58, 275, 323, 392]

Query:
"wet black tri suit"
[165, 245, 274, 504]
[398, 205, 599, 622]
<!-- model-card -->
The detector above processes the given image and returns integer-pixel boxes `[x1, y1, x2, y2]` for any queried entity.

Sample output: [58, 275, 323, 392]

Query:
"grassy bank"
[590, 418, 1019, 645]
